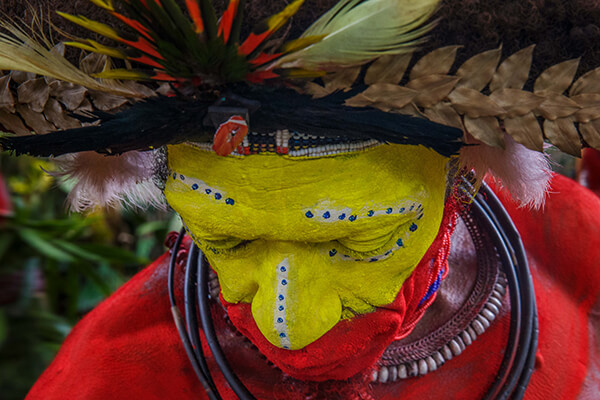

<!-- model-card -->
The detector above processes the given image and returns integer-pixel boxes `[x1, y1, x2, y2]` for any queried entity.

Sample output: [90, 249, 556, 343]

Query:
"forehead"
[164, 143, 449, 240]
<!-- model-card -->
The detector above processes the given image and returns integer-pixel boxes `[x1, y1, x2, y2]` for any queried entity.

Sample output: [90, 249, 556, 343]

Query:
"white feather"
[273, 0, 440, 70]
[50, 150, 165, 212]
[460, 134, 552, 209]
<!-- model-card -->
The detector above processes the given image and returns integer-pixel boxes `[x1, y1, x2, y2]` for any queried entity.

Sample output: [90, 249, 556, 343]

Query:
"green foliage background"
[0, 154, 178, 400]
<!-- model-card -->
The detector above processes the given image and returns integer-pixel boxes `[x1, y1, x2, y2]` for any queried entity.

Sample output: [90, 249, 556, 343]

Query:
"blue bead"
[278, 295, 284, 301]
[410, 205, 414, 211]
[399, 208, 405, 213]
[172, 173, 177, 179]
[226, 198, 235, 205]
[323, 211, 331, 219]
[305, 211, 314, 218]
[205, 189, 212, 194]
[280, 266, 287, 272]
[410, 223, 418, 232]
[397, 238, 404, 247]
[192, 184, 199, 190]
[279, 305, 284, 311]
[417, 213, 423, 220]
[338, 213, 346, 220]
[370, 258, 378, 262]
[329, 249, 337, 257]
[367, 210, 374, 217]
[386, 208, 392, 214]
[349, 215, 357, 222]
[283, 345, 290, 349]
[279, 333, 286, 338]
[277, 317, 283, 323]
[180, 175, 185, 180]
[281, 279, 287, 285]
[215, 193, 222, 200]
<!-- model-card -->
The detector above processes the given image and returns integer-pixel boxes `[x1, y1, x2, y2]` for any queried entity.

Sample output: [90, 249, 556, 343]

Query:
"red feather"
[111, 12, 154, 42]
[249, 52, 281, 66]
[238, 31, 268, 56]
[185, 0, 204, 34]
[246, 70, 279, 83]
[122, 37, 164, 60]
[217, 0, 239, 43]
[130, 55, 164, 69]
[152, 72, 177, 81]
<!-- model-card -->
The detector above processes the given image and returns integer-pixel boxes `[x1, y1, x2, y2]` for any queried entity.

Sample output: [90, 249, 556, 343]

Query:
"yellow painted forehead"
[165, 143, 449, 242]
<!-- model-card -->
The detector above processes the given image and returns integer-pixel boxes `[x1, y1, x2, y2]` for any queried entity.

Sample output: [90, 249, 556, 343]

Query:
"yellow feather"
[281, 35, 326, 54]
[65, 40, 126, 59]
[88, 0, 115, 11]
[93, 69, 150, 80]
[273, 0, 440, 70]
[57, 12, 122, 42]
[264, 0, 305, 32]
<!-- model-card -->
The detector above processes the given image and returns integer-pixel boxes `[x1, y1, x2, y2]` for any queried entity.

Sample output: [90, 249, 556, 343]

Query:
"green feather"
[273, 0, 440, 70]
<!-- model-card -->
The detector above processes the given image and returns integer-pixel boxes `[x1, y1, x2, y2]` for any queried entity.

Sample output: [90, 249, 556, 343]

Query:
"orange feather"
[185, 0, 205, 34]
[217, 0, 239, 43]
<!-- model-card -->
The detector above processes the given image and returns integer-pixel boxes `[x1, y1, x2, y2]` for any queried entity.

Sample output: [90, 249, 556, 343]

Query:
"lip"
[225, 299, 404, 381]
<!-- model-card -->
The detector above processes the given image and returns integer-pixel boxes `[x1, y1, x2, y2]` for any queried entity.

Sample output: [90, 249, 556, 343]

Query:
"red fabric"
[26, 174, 600, 399]
[224, 202, 457, 381]
[579, 148, 600, 196]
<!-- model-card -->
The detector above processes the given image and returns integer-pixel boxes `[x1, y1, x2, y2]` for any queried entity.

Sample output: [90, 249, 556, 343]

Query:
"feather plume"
[460, 134, 551, 209]
[0, 19, 148, 98]
[51, 150, 165, 212]
[272, 0, 440, 70]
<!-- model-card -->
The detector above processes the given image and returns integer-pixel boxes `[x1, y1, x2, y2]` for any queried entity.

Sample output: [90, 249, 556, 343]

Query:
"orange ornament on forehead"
[212, 115, 250, 156]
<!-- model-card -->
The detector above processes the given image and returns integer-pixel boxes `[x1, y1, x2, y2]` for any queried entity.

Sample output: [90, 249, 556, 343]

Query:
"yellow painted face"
[165, 143, 448, 350]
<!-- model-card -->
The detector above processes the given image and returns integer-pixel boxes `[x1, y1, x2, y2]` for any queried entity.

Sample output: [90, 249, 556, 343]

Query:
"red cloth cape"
[27, 174, 600, 399]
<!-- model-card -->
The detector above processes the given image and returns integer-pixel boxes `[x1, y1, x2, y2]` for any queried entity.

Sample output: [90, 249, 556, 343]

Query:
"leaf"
[489, 88, 545, 118]
[410, 46, 461, 80]
[51, 239, 107, 263]
[17, 228, 76, 262]
[578, 119, 600, 149]
[48, 81, 87, 111]
[489, 45, 535, 92]
[456, 46, 502, 91]
[447, 87, 505, 118]
[572, 94, 600, 123]
[15, 103, 55, 134]
[17, 78, 50, 113]
[543, 117, 581, 157]
[422, 102, 463, 129]
[304, 82, 332, 99]
[322, 66, 361, 92]
[347, 83, 418, 109]
[504, 112, 544, 152]
[365, 53, 412, 85]
[464, 116, 505, 148]
[89, 90, 129, 111]
[406, 75, 460, 108]
[77, 243, 148, 265]
[534, 58, 580, 94]
[535, 93, 581, 120]
[0, 75, 15, 112]
[570, 67, 600, 96]
[43, 98, 81, 130]
[0, 110, 29, 135]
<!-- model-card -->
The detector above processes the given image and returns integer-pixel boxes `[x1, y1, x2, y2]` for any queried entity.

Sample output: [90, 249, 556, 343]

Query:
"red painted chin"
[222, 204, 457, 382]
[226, 302, 403, 381]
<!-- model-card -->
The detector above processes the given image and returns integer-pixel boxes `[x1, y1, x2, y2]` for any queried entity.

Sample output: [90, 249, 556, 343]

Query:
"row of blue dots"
[305, 207, 418, 220]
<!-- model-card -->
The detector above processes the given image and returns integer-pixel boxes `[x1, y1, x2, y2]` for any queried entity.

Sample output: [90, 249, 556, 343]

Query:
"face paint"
[165, 143, 449, 350]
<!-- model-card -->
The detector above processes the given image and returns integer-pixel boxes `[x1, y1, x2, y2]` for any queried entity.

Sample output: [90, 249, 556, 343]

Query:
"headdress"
[0, 0, 597, 210]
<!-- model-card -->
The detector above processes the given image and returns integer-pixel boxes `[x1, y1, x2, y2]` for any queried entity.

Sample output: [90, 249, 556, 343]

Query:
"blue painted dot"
[180, 175, 185, 180]
[349, 215, 357, 222]
[277, 317, 283, 323]
[399, 208, 405, 213]
[370, 258, 378, 262]
[305, 211, 314, 218]
[417, 213, 423, 220]
[215, 193, 222, 200]
[192, 184, 199, 190]
[367, 210, 374, 217]
[410, 205, 415, 211]
[410, 223, 418, 232]
[323, 211, 331, 219]
[172, 173, 177, 179]
[278, 294, 284, 301]
[280, 266, 287, 272]
[281, 279, 287, 285]
[226, 198, 235, 205]
[397, 238, 404, 247]
[283, 345, 290, 349]
[338, 213, 346, 220]
[386, 208, 393, 214]
[279, 305, 284, 311]
[279, 332, 286, 338]
[329, 249, 337, 257]
[385, 250, 392, 256]
[205, 189, 212, 194]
